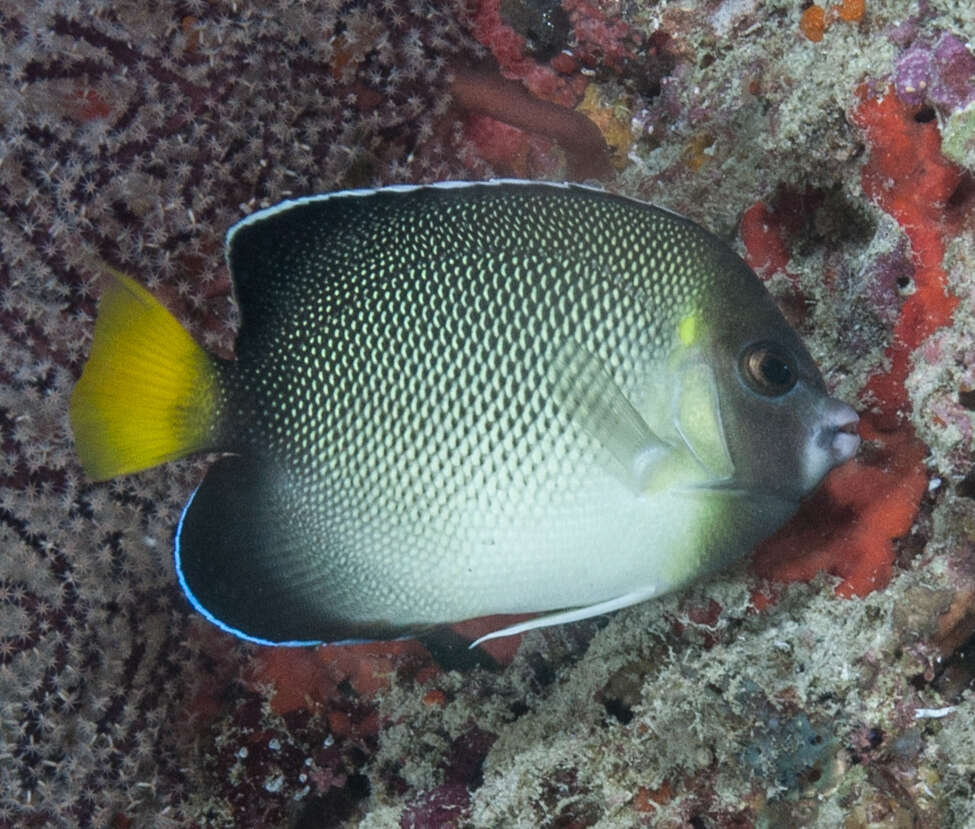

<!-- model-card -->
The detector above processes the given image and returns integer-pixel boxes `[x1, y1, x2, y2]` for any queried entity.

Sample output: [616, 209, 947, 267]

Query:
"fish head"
[670, 259, 860, 504]
[710, 273, 858, 502]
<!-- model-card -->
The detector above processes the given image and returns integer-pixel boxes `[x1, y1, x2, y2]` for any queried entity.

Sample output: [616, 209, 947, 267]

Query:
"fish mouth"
[824, 401, 861, 465]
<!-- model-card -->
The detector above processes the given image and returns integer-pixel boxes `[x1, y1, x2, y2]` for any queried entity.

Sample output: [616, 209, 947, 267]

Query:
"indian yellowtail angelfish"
[70, 181, 861, 647]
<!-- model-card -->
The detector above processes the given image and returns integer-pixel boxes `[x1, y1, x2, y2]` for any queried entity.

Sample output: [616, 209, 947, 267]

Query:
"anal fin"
[470, 584, 664, 647]
[175, 456, 401, 646]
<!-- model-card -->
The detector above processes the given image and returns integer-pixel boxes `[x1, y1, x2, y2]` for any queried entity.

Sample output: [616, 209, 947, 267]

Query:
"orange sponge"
[753, 419, 927, 598]
[852, 87, 961, 422]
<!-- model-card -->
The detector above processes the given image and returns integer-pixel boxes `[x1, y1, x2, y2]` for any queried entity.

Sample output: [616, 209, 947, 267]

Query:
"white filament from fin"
[470, 585, 662, 648]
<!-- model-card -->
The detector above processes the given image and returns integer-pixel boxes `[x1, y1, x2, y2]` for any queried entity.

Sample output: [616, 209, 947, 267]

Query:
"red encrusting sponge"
[749, 85, 963, 601]
[852, 86, 962, 424]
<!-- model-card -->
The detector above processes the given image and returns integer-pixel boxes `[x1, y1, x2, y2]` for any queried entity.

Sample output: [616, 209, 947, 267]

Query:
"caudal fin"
[70, 269, 221, 480]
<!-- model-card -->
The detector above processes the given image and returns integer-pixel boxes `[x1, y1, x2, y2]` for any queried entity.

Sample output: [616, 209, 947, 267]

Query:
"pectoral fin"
[550, 343, 672, 493]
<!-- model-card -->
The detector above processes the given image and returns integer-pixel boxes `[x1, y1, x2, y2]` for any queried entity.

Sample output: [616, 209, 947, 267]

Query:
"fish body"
[70, 181, 859, 645]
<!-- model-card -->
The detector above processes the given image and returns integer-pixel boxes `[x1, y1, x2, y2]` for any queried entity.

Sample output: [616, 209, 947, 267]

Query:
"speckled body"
[175, 181, 858, 644]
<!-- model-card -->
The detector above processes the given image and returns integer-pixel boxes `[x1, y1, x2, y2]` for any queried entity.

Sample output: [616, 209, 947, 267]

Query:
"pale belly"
[337, 470, 747, 628]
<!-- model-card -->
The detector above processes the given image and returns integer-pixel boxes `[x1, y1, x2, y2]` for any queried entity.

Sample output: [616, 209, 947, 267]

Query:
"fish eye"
[739, 341, 797, 396]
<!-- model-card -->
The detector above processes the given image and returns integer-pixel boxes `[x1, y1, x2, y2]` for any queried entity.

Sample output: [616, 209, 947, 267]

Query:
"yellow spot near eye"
[678, 313, 699, 346]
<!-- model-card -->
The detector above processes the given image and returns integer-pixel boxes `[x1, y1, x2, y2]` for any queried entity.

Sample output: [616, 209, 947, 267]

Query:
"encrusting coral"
[2, 0, 975, 826]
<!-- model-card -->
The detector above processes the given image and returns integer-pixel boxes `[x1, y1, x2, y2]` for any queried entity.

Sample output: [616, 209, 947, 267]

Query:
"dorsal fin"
[223, 181, 685, 338]
[225, 194, 379, 338]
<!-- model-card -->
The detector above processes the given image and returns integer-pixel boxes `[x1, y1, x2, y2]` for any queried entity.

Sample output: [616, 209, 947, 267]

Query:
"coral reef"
[3, 0, 975, 826]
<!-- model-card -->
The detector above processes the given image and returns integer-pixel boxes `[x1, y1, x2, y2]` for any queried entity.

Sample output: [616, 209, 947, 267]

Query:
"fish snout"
[820, 399, 860, 465]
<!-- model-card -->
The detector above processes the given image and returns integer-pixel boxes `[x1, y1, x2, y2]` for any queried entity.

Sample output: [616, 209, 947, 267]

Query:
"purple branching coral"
[0, 0, 492, 824]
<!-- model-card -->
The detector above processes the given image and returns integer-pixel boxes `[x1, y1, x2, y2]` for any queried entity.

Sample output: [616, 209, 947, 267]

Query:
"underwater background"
[1, 0, 975, 825]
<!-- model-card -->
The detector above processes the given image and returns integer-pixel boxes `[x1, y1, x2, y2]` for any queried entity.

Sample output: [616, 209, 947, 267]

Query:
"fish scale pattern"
[204, 184, 715, 629]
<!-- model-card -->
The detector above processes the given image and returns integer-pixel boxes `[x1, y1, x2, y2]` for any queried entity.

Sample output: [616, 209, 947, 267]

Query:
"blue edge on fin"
[174, 485, 372, 648]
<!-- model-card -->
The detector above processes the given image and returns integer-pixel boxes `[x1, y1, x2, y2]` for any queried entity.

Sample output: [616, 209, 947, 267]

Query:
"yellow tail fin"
[70, 269, 221, 480]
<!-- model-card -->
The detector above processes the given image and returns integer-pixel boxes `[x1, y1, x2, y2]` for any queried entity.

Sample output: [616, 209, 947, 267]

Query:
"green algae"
[941, 100, 975, 170]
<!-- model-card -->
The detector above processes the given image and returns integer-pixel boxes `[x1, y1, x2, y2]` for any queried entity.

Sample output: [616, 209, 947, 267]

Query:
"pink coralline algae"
[860, 238, 916, 329]
[396, 728, 497, 829]
[399, 784, 471, 829]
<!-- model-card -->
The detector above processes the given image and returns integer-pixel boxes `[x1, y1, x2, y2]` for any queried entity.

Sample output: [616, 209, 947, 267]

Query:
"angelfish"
[70, 181, 860, 647]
